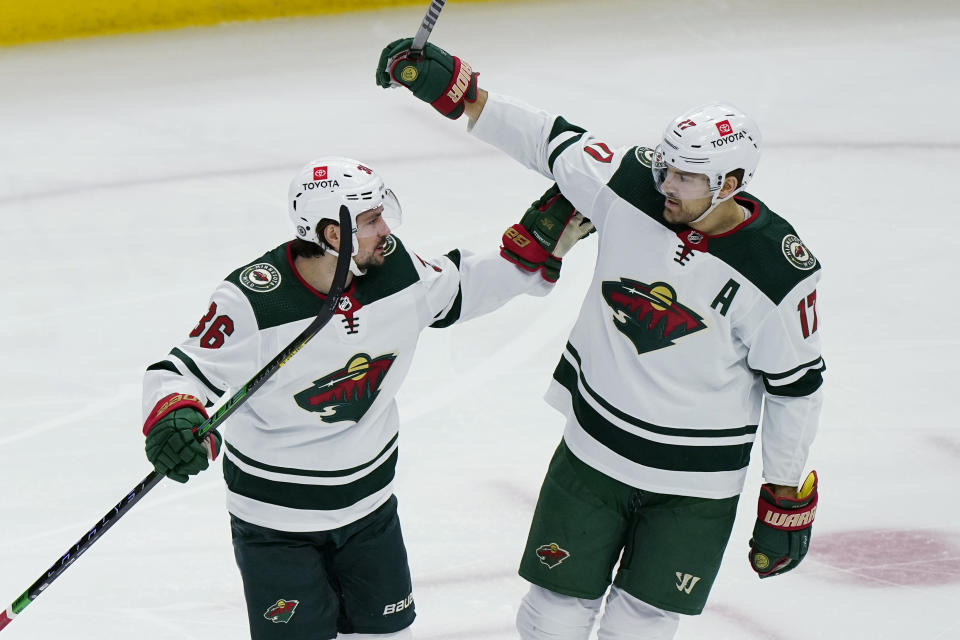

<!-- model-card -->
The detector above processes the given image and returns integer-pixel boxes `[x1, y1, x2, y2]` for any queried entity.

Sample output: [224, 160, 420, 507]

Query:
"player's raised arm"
[376, 40, 624, 224]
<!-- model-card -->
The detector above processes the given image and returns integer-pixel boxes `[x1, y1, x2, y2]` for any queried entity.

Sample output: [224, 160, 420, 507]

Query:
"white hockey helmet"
[652, 102, 761, 208]
[287, 156, 402, 252]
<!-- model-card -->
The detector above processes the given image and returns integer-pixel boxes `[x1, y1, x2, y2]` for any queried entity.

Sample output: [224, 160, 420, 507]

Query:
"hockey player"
[376, 41, 824, 639]
[140, 156, 593, 640]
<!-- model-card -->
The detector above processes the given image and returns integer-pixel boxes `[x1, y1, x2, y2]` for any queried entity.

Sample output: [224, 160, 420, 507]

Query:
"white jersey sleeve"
[142, 281, 260, 419]
[744, 273, 825, 487]
[469, 91, 638, 229]
[412, 247, 553, 329]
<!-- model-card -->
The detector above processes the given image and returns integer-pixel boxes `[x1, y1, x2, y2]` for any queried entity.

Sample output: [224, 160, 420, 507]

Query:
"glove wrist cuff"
[757, 492, 818, 531]
[143, 393, 207, 436]
[428, 58, 477, 119]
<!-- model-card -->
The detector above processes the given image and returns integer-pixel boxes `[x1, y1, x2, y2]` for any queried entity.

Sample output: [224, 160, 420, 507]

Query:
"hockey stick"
[0, 206, 354, 633]
[410, 0, 447, 55]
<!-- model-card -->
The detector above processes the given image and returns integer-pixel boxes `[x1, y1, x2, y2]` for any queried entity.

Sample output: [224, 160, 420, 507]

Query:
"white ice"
[1, 0, 959, 638]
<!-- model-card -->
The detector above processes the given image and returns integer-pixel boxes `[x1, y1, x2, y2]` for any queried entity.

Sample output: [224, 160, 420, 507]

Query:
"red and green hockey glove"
[376, 38, 478, 120]
[143, 393, 221, 484]
[501, 184, 595, 282]
[749, 470, 818, 578]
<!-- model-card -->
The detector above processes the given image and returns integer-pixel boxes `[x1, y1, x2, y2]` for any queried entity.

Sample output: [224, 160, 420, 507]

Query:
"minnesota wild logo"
[263, 598, 299, 623]
[295, 353, 396, 422]
[601, 279, 706, 354]
[536, 543, 570, 569]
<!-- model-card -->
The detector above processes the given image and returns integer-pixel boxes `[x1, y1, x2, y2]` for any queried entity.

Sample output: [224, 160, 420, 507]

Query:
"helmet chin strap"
[325, 229, 366, 276]
[688, 192, 726, 225]
[325, 247, 367, 276]
[688, 185, 745, 226]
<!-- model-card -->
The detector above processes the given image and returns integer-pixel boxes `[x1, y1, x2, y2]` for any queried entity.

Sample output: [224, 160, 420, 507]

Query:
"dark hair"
[725, 169, 745, 190]
[289, 218, 339, 259]
[290, 238, 324, 258]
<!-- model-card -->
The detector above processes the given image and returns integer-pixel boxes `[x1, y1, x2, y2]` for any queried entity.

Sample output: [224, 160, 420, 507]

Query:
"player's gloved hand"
[749, 470, 818, 578]
[376, 38, 478, 120]
[501, 184, 595, 282]
[143, 393, 221, 484]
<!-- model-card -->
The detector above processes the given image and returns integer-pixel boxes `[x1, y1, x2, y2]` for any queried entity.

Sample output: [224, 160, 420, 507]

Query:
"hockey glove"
[501, 184, 595, 282]
[143, 393, 221, 484]
[749, 470, 818, 578]
[376, 38, 478, 120]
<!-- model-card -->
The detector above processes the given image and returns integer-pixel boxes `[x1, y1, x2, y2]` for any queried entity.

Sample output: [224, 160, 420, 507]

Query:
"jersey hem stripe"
[553, 358, 755, 472]
[225, 433, 398, 479]
[563, 343, 758, 438]
[224, 449, 398, 510]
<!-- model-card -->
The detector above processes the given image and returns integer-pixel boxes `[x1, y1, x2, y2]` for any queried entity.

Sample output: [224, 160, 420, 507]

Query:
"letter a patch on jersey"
[601, 278, 706, 354]
[294, 353, 396, 422]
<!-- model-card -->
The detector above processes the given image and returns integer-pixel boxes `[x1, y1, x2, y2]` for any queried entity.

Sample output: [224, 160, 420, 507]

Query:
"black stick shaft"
[0, 206, 353, 633]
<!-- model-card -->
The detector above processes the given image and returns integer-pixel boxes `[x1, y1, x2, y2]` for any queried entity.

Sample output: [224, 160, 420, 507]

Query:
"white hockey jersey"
[142, 236, 551, 531]
[470, 93, 824, 498]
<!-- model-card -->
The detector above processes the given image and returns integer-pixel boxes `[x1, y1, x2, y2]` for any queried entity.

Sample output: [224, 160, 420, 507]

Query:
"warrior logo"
[536, 543, 570, 569]
[294, 353, 396, 422]
[601, 279, 706, 354]
[264, 599, 299, 624]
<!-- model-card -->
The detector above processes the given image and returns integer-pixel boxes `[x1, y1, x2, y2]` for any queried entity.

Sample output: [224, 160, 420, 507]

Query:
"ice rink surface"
[1, 0, 958, 637]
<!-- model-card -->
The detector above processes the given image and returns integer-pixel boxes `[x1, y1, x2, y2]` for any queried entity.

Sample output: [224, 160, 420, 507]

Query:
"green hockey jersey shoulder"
[351, 234, 420, 306]
[225, 237, 423, 330]
[605, 146, 668, 223]
[709, 195, 822, 304]
[224, 244, 317, 330]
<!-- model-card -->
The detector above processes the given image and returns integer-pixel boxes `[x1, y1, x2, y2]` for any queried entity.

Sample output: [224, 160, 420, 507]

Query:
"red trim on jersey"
[702, 196, 760, 239]
[285, 241, 357, 301]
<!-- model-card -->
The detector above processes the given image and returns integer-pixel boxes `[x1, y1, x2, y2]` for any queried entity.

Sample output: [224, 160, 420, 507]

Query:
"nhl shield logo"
[294, 353, 396, 422]
[601, 278, 706, 354]
[264, 599, 299, 623]
[536, 543, 570, 569]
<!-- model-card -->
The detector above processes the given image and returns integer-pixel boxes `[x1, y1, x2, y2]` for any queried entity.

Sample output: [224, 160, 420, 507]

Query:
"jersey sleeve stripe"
[548, 131, 584, 173]
[223, 449, 397, 511]
[146, 360, 180, 375]
[562, 343, 757, 438]
[169, 347, 226, 398]
[548, 116, 587, 143]
[430, 249, 464, 328]
[225, 433, 398, 478]
[760, 356, 825, 381]
[762, 366, 825, 397]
